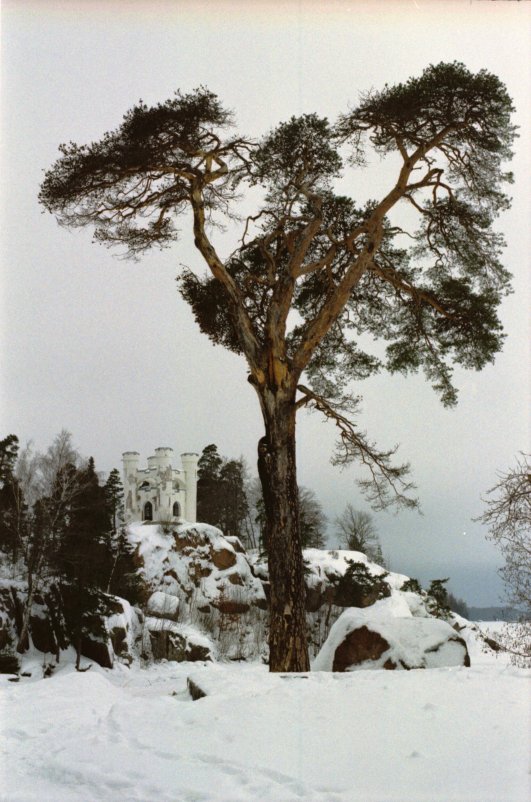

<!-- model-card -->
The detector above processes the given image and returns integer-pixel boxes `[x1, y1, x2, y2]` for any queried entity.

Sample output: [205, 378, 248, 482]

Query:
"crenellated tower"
[121, 446, 199, 524]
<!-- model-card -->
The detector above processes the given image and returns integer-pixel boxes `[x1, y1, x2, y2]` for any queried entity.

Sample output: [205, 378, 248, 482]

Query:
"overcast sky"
[1, 0, 529, 606]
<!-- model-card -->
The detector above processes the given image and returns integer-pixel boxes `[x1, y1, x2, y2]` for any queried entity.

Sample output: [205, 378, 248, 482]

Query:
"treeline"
[0, 432, 137, 668]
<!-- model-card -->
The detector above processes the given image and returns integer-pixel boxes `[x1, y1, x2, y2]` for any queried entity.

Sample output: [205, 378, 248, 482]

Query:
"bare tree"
[298, 486, 327, 549]
[477, 453, 530, 666]
[335, 504, 381, 560]
[14, 431, 86, 653]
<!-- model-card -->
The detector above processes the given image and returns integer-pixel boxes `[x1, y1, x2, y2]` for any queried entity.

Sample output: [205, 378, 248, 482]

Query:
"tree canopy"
[40, 63, 515, 507]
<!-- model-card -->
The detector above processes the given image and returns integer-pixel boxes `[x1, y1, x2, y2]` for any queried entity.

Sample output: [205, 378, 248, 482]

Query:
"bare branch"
[297, 384, 418, 511]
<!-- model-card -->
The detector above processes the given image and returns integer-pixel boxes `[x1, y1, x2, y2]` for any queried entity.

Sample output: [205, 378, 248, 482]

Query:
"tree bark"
[257, 391, 310, 672]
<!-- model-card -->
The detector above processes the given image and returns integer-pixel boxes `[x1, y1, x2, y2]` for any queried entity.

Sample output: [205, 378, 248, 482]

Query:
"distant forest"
[468, 607, 523, 622]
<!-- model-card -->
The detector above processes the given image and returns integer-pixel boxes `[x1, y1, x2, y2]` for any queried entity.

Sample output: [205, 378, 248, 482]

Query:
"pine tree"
[426, 578, 451, 619]
[196, 444, 224, 526]
[40, 64, 517, 671]
[104, 468, 124, 539]
[0, 435, 19, 485]
[0, 435, 26, 565]
[197, 446, 251, 540]
[15, 432, 83, 653]
[53, 457, 114, 669]
[106, 525, 142, 603]
[219, 459, 249, 539]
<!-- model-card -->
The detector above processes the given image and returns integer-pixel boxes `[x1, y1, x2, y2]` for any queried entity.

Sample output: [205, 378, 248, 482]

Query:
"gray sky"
[1, 0, 529, 606]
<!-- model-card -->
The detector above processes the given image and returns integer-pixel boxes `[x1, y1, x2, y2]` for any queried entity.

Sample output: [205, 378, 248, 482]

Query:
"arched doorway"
[143, 501, 153, 521]
[172, 501, 181, 518]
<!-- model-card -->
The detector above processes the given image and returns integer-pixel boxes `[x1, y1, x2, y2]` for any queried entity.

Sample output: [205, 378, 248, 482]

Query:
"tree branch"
[297, 384, 418, 511]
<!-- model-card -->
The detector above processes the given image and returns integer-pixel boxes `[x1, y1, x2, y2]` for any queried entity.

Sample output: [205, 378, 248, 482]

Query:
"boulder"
[0, 652, 20, 674]
[147, 618, 213, 662]
[332, 626, 391, 671]
[314, 597, 470, 671]
[105, 597, 143, 662]
[109, 624, 127, 655]
[0, 626, 9, 652]
[0, 585, 22, 635]
[187, 676, 207, 700]
[0, 588, 15, 651]
[127, 521, 266, 620]
[252, 595, 268, 611]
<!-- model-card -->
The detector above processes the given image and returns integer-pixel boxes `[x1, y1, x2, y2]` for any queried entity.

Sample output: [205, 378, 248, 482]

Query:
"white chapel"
[122, 448, 199, 524]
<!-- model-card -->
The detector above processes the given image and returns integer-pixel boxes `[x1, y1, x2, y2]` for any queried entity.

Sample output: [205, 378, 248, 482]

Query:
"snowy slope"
[1, 631, 529, 802]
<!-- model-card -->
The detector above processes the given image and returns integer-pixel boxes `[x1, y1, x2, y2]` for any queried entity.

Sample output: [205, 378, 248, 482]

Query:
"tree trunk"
[257, 393, 310, 672]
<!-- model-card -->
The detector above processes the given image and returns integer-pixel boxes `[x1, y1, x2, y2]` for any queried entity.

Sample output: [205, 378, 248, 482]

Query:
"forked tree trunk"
[257, 391, 310, 672]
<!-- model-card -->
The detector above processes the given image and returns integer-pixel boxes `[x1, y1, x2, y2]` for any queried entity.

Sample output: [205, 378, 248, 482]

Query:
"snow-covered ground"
[1, 625, 529, 802]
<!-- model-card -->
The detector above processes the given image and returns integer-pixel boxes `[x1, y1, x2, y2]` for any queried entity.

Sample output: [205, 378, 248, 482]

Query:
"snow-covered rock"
[313, 597, 470, 671]
[251, 548, 409, 613]
[105, 597, 143, 664]
[146, 590, 179, 621]
[146, 618, 214, 662]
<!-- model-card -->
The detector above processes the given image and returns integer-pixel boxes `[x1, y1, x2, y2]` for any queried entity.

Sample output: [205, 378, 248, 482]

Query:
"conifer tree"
[196, 444, 224, 525]
[197, 445, 250, 539]
[104, 468, 124, 539]
[0, 435, 25, 565]
[53, 457, 114, 669]
[40, 63, 516, 671]
[218, 459, 249, 539]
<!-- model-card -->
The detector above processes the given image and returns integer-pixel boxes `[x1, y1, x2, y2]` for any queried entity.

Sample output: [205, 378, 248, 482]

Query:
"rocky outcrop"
[0, 529, 476, 670]
[128, 522, 267, 618]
